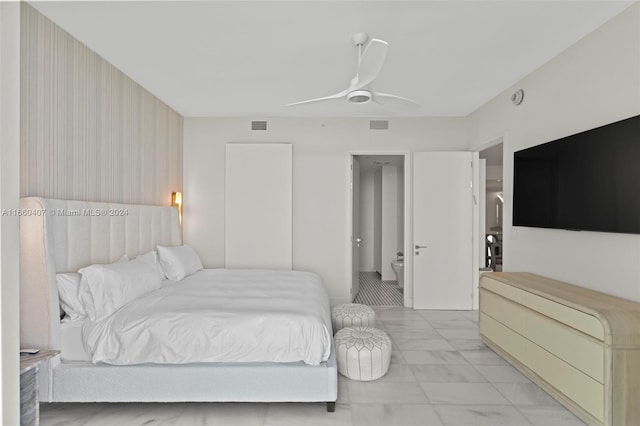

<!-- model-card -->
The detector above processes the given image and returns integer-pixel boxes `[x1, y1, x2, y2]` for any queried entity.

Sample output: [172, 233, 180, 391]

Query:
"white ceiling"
[30, 1, 635, 118]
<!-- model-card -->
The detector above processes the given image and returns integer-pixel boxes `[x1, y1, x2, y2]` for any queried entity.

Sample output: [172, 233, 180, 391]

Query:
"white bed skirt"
[46, 348, 337, 403]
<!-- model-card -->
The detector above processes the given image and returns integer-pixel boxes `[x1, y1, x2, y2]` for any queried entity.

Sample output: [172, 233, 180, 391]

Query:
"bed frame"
[19, 197, 337, 411]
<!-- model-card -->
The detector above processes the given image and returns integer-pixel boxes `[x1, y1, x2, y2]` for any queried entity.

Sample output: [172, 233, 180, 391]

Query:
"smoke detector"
[511, 89, 525, 106]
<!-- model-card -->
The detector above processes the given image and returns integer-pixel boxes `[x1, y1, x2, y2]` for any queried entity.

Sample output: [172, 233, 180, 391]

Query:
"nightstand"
[20, 350, 59, 426]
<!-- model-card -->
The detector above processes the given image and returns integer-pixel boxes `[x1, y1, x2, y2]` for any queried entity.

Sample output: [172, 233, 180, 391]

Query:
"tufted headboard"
[19, 197, 181, 350]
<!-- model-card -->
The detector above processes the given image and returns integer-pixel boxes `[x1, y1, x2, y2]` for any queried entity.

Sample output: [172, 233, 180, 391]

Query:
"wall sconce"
[171, 191, 182, 224]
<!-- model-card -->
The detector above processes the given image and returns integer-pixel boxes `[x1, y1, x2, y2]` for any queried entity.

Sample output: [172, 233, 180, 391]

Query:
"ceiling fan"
[286, 32, 420, 110]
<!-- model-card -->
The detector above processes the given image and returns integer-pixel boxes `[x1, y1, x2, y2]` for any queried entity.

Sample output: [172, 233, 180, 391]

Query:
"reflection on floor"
[353, 271, 403, 306]
[40, 308, 586, 426]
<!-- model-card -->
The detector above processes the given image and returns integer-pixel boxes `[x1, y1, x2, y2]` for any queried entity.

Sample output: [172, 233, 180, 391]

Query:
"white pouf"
[334, 326, 392, 381]
[331, 303, 376, 333]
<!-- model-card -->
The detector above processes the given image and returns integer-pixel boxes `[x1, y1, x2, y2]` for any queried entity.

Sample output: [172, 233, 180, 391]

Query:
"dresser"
[479, 272, 640, 426]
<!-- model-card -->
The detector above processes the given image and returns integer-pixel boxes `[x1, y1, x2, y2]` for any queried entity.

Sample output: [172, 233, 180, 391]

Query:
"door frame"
[473, 135, 506, 309]
[348, 151, 412, 307]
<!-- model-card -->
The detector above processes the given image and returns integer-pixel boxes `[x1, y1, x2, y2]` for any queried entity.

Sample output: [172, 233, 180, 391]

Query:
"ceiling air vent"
[369, 120, 389, 130]
[251, 121, 267, 131]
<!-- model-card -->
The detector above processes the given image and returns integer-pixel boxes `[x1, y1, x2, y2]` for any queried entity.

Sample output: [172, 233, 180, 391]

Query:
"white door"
[351, 157, 361, 301]
[413, 152, 473, 309]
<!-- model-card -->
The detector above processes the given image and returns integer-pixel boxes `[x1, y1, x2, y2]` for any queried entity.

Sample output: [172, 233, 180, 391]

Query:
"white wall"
[485, 165, 503, 231]
[0, 2, 21, 423]
[468, 3, 640, 301]
[486, 166, 503, 181]
[359, 171, 375, 272]
[380, 166, 398, 281]
[485, 191, 502, 232]
[183, 118, 467, 304]
[397, 164, 405, 256]
[373, 169, 382, 275]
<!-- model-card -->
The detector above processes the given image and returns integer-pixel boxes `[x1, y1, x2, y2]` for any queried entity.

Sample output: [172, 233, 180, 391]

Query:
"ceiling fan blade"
[351, 39, 388, 90]
[373, 91, 421, 110]
[286, 89, 349, 107]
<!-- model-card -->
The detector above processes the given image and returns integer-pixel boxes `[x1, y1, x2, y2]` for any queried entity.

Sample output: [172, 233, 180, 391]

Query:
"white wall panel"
[359, 172, 375, 272]
[20, 4, 183, 205]
[397, 165, 405, 255]
[381, 166, 398, 281]
[373, 169, 382, 275]
[225, 144, 292, 269]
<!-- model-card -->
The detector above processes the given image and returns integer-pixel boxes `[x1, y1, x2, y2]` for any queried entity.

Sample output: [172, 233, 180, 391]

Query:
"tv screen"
[513, 115, 640, 234]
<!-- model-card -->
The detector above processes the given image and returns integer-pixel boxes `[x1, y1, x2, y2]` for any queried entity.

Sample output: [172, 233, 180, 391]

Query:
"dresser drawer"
[482, 309, 605, 423]
[526, 340, 604, 422]
[527, 310, 604, 383]
[481, 277, 604, 341]
[479, 313, 527, 363]
[482, 278, 528, 305]
[480, 289, 526, 335]
[525, 293, 604, 341]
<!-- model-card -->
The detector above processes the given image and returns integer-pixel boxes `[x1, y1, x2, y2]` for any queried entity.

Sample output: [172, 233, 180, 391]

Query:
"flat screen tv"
[513, 114, 640, 234]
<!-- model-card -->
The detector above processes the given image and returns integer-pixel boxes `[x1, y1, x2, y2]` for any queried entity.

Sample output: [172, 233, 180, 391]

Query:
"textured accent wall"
[20, 3, 183, 205]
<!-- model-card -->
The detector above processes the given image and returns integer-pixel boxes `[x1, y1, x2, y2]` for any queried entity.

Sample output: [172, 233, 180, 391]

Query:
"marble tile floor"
[40, 308, 586, 426]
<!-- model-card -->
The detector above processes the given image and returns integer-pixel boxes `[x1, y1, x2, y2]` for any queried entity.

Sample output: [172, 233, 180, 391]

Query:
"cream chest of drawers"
[479, 272, 640, 426]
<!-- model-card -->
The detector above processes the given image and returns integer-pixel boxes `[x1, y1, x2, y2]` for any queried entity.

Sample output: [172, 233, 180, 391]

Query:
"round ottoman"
[334, 326, 392, 381]
[331, 303, 376, 333]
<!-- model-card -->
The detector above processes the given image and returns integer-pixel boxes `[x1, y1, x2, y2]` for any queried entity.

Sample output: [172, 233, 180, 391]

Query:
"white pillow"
[58, 255, 129, 321]
[78, 252, 163, 320]
[136, 250, 165, 277]
[157, 245, 203, 281]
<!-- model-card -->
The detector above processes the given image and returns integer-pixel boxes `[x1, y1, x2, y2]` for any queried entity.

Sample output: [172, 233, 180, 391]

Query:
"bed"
[19, 197, 337, 411]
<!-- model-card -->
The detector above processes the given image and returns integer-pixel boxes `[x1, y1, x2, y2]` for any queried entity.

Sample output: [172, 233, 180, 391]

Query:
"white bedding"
[83, 269, 332, 366]
[61, 319, 91, 361]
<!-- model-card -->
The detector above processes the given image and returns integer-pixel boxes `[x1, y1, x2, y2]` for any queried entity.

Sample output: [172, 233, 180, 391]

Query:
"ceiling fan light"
[347, 90, 372, 104]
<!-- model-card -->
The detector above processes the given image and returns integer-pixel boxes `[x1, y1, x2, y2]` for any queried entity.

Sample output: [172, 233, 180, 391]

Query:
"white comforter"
[83, 269, 332, 366]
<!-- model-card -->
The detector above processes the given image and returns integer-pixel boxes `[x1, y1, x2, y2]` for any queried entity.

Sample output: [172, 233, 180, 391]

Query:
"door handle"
[415, 244, 427, 249]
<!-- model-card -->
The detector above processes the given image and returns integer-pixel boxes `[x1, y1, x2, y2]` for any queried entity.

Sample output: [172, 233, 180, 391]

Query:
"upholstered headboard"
[19, 197, 181, 350]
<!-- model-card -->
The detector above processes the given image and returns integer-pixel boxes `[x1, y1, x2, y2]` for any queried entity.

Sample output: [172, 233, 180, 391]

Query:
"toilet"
[391, 260, 404, 288]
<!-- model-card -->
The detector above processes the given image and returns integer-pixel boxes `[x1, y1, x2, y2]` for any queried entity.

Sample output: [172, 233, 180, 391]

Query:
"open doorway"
[351, 154, 405, 306]
[479, 143, 503, 271]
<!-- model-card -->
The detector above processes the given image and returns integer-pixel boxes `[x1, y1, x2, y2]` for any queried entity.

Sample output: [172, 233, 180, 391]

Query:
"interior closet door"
[225, 143, 292, 269]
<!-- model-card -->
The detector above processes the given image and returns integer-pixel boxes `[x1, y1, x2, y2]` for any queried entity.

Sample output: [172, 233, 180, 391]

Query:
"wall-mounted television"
[513, 114, 640, 234]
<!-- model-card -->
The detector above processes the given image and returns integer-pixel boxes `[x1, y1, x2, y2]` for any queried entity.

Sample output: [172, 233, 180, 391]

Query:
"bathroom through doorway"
[351, 154, 405, 306]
